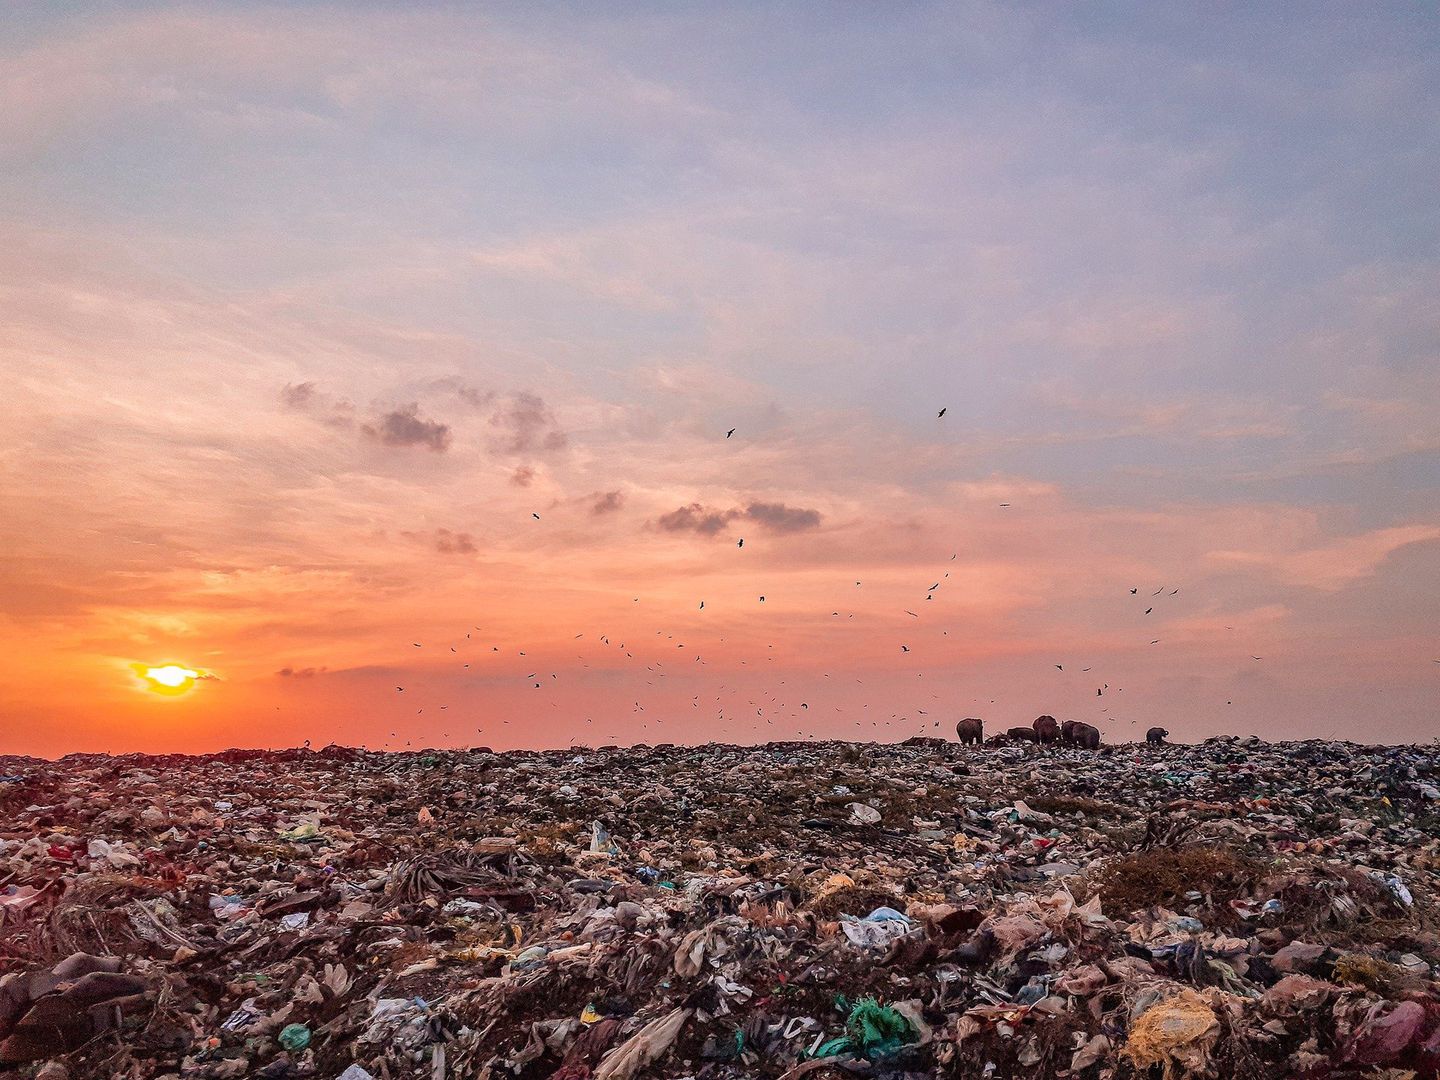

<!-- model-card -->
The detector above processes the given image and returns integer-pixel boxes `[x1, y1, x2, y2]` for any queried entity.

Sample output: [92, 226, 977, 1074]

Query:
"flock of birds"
[355, 410, 1288, 752]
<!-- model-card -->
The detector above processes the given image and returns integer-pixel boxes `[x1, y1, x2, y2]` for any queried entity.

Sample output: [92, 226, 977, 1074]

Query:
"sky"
[1, 3, 1438, 756]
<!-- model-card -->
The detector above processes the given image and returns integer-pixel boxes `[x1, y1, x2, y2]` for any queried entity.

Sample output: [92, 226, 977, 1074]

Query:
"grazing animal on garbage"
[1004, 725, 1040, 743]
[1146, 726, 1169, 745]
[1032, 715, 1060, 744]
[955, 717, 984, 745]
[1072, 722, 1101, 749]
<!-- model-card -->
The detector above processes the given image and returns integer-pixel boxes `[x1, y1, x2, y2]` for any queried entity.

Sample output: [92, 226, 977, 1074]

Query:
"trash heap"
[2, 735, 1439, 1078]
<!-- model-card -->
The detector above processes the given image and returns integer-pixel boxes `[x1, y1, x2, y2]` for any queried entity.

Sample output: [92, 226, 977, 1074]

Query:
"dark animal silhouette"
[1061, 719, 1101, 748]
[1146, 726, 1169, 745]
[1032, 714, 1060, 744]
[1005, 725, 1040, 743]
[955, 717, 984, 745]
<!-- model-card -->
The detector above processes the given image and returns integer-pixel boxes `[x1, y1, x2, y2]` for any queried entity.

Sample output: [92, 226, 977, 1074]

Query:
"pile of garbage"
[2, 735, 1438, 1078]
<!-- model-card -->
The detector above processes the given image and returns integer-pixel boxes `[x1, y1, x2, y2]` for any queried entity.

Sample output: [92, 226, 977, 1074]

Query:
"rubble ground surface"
[3, 735, 1439, 1079]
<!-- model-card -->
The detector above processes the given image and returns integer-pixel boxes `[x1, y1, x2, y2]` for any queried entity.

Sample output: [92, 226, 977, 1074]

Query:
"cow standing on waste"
[1146, 726, 1169, 745]
[955, 717, 984, 745]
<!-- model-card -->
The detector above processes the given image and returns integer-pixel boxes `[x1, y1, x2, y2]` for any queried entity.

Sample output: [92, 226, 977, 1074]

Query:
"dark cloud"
[744, 501, 823, 533]
[276, 666, 328, 678]
[400, 528, 478, 554]
[456, 384, 494, 409]
[654, 500, 823, 536]
[489, 392, 567, 454]
[655, 503, 741, 535]
[280, 381, 317, 409]
[362, 403, 452, 452]
[434, 528, 477, 554]
[591, 490, 625, 515]
[511, 466, 536, 487]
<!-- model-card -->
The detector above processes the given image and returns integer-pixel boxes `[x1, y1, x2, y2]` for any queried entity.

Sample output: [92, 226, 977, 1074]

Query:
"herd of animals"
[954, 715, 1168, 748]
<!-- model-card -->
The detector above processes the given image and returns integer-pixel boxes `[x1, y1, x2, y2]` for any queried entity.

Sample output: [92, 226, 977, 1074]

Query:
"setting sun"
[130, 663, 205, 696]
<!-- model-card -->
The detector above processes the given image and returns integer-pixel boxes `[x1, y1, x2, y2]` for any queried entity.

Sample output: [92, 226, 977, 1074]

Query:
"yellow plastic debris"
[1125, 989, 1219, 1077]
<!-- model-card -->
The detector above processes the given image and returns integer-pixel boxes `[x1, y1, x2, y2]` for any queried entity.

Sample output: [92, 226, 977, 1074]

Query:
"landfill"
[2, 734, 1439, 1079]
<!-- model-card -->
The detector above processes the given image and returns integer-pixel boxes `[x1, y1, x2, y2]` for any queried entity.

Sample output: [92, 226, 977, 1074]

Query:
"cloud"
[280, 381, 317, 409]
[400, 528, 478, 554]
[279, 381, 355, 428]
[654, 500, 823, 535]
[1207, 524, 1440, 590]
[591, 490, 625, 515]
[434, 528, 477, 554]
[456, 384, 494, 409]
[276, 666, 327, 678]
[489, 392, 566, 454]
[511, 465, 536, 487]
[954, 478, 1059, 501]
[655, 503, 741, 535]
[743, 501, 822, 533]
[362, 403, 451, 452]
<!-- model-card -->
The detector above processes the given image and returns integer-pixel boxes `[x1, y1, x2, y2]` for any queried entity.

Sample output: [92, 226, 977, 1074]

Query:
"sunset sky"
[2, 4, 1438, 756]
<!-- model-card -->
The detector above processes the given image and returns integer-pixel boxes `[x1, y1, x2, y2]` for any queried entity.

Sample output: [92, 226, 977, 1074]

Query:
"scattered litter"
[0, 736, 1437, 1077]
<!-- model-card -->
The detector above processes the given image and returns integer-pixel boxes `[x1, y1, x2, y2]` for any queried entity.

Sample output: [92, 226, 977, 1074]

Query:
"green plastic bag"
[846, 997, 915, 1060]
[278, 1023, 311, 1051]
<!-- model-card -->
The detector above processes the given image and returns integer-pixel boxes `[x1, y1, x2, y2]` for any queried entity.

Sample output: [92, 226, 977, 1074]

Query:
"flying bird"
[737, 538, 744, 548]
[901, 645, 910, 652]
[532, 513, 540, 520]
[1130, 588, 1138, 594]
[937, 407, 946, 418]
[726, 428, 736, 438]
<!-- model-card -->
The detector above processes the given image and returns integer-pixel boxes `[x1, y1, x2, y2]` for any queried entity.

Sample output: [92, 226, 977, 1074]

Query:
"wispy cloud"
[488, 392, 566, 455]
[0, 4, 1437, 752]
